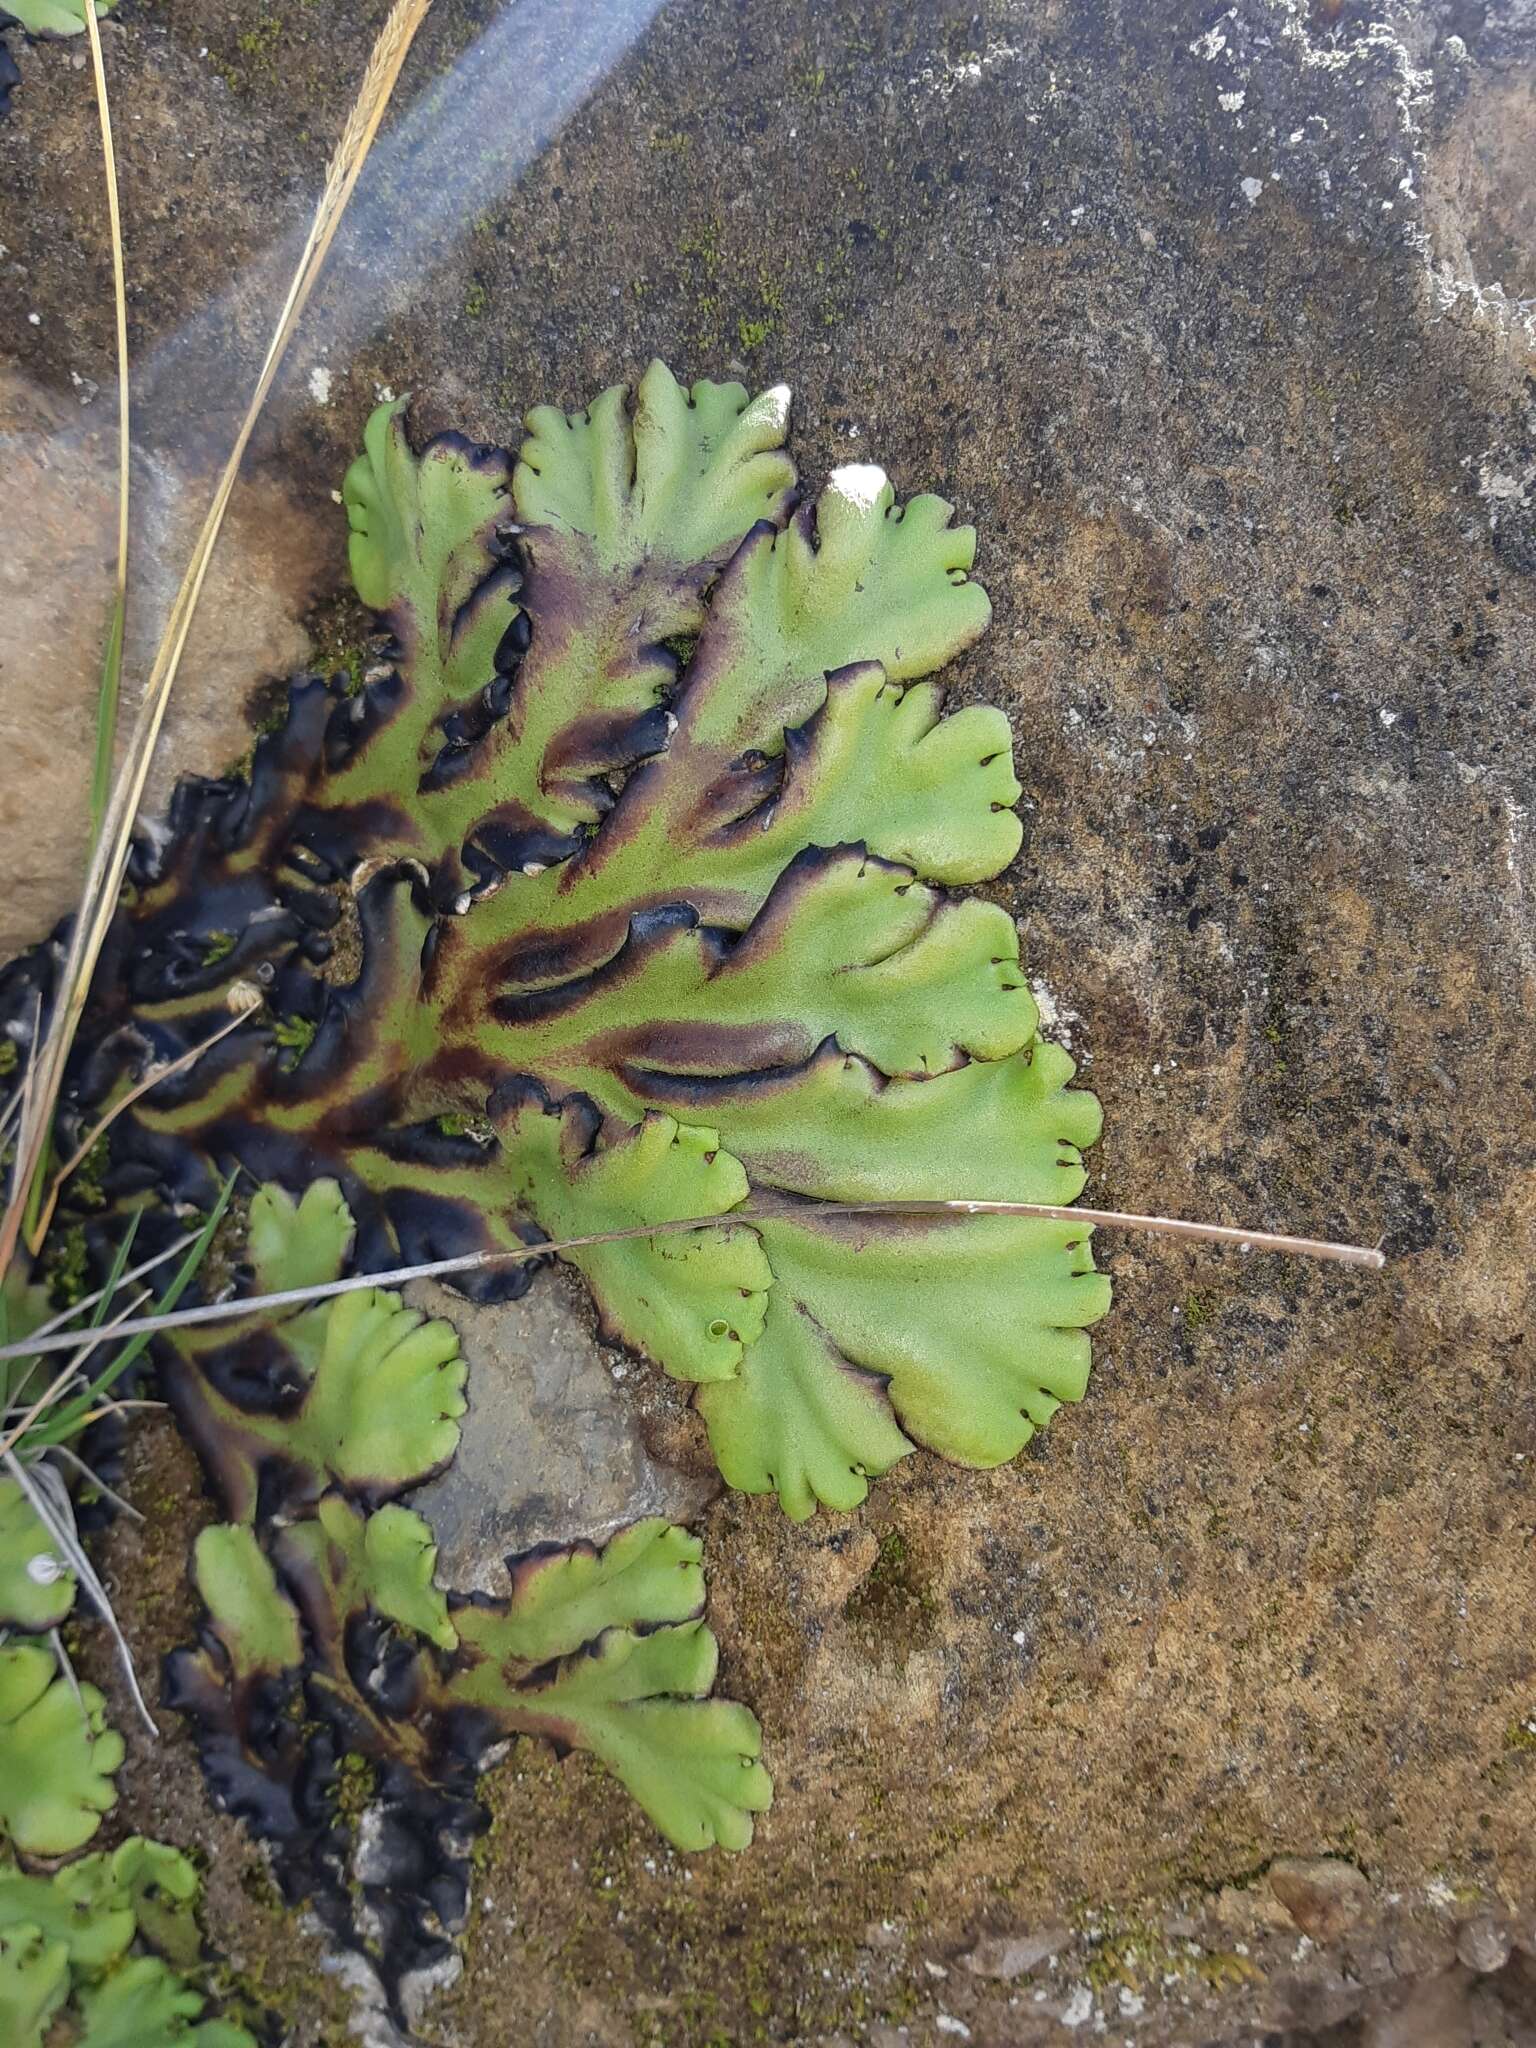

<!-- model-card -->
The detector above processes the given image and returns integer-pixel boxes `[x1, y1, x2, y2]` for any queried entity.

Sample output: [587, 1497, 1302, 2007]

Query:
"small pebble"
[1268, 1855, 1371, 1942]
[1456, 1913, 1512, 1974]
[961, 1928, 1070, 1980]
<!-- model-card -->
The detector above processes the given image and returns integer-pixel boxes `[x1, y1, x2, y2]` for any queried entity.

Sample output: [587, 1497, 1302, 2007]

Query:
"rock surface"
[3, 0, 1536, 2044]
[959, 1928, 1072, 1981]
[1458, 1912, 1517, 1975]
[408, 1271, 717, 1591]
[0, 368, 332, 957]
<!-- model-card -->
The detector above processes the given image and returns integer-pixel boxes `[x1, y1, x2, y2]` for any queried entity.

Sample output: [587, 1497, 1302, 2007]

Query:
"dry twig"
[0, 1200, 1386, 1365]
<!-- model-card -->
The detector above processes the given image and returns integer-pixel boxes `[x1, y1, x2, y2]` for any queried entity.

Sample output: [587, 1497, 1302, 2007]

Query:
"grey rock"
[959, 1928, 1071, 1980]
[1385, 1922, 1459, 1982]
[1267, 1968, 1368, 2034]
[1456, 1912, 1514, 1975]
[408, 1270, 716, 1592]
[1360, 1967, 1475, 2048]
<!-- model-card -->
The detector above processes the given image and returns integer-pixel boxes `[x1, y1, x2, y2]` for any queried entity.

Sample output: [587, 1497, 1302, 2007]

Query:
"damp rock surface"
[4, 1, 1536, 2044]
[0, 368, 332, 957]
[408, 1271, 718, 1591]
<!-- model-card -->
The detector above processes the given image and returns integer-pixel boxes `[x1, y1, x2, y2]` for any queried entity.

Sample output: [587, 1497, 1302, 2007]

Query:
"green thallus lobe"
[120, 358, 1108, 1521]
[0, 362, 1107, 2003]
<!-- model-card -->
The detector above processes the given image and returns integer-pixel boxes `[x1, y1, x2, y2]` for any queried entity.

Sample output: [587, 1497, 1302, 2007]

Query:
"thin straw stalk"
[82, 0, 130, 844]
[0, 1199, 1387, 1366]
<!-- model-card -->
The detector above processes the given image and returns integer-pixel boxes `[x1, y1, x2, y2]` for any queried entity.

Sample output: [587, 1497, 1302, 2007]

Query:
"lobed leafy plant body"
[0, 362, 1109, 2014]
[0, 1838, 256, 2047]
[0, 0, 115, 116]
[0, 1475, 77, 1630]
[65, 359, 1106, 1516]
[0, 0, 115, 39]
[0, 1642, 123, 1856]
[163, 1179, 769, 2002]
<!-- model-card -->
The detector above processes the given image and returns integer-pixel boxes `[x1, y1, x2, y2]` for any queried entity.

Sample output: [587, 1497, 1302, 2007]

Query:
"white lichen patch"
[1475, 447, 1536, 530]
[1060, 1982, 1095, 2028]
[1030, 977, 1079, 1049]
[908, 38, 1021, 105]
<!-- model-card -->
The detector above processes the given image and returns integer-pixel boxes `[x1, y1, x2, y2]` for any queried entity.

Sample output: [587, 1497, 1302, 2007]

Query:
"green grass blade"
[6, 1208, 142, 1421]
[19, 1129, 54, 1247]
[1, 1251, 41, 1411]
[87, 1206, 141, 1329]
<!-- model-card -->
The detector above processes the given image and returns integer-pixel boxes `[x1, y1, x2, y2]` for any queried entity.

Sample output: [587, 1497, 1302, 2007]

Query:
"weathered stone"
[959, 1928, 1071, 1980]
[1266, 1966, 1368, 2033]
[407, 1271, 717, 1592]
[1211, 1884, 1294, 1936]
[5, 0, 1536, 2042]
[861, 1921, 904, 1952]
[1385, 1917, 1459, 1982]
[1455, 1912, 1514, 1974]
[1268, 1857, 1373, 1943]
[1360, 1967, 1476, 2048]
[0, 369, 331, 958]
